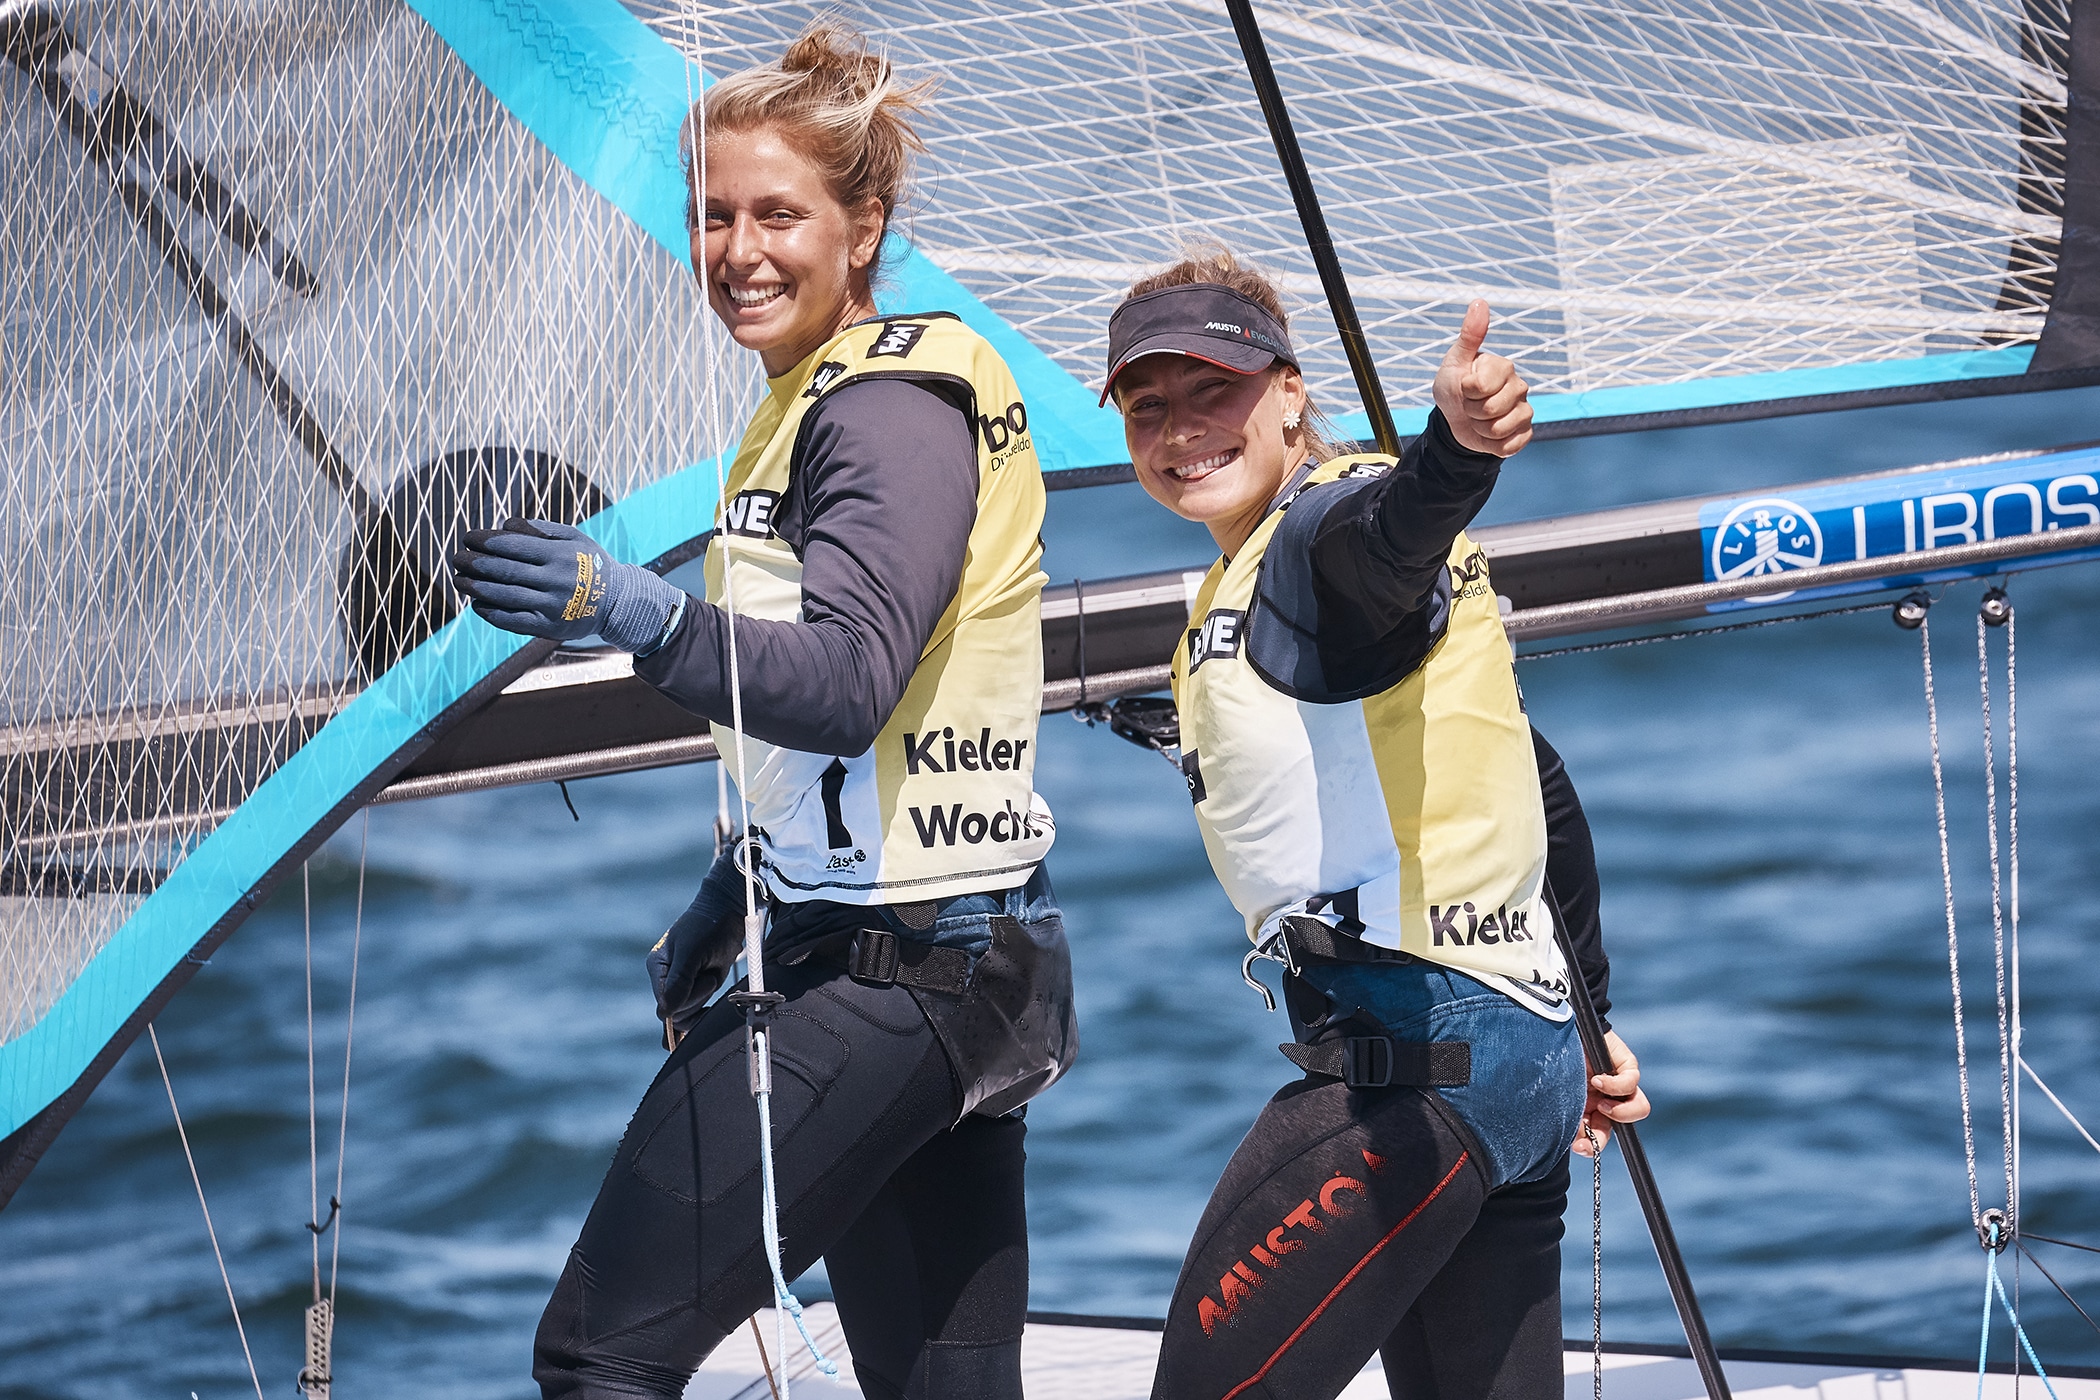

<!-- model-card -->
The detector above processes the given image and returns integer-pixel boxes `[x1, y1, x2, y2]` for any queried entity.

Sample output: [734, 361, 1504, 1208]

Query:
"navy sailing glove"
[452, 517, 683, 652]
[646, 841, 752, 1047]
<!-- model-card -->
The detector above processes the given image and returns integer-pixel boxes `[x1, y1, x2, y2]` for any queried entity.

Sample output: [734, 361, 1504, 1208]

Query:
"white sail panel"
[649, 0, 2065, 426]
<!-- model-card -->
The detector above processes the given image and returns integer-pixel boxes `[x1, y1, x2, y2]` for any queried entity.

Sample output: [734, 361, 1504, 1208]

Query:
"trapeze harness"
[705, 312, 1073, 1119]
[1171, 454, 1574, 1082]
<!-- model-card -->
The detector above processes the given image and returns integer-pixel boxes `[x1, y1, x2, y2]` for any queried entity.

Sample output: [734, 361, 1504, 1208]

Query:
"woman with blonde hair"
[1099, 249, 1647, 1399]
[454, 24, 1072, 1399]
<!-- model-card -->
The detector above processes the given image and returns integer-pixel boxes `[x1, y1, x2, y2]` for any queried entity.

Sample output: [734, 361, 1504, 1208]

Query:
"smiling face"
[694, 125, 885, 377]
[1116, 354, 1310, 556]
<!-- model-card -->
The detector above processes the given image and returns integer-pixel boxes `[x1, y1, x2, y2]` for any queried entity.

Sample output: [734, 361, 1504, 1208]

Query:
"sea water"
[1, 390, 2097, 1397]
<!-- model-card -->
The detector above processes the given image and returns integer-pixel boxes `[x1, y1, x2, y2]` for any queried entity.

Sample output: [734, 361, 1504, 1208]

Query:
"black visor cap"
[1101, 283, 1299, 406]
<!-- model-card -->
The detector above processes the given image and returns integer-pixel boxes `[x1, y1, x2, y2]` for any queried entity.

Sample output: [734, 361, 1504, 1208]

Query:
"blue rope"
[1978, 1219, 2059, 1400]
[756, 1068, 838, 1379]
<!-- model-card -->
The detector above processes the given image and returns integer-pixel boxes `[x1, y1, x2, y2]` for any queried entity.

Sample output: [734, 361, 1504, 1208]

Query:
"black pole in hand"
[1553, 915, 1734, 1400]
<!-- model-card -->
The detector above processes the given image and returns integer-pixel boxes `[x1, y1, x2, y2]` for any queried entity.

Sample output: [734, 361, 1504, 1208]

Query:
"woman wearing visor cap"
[1103, 247, 1649, 1400]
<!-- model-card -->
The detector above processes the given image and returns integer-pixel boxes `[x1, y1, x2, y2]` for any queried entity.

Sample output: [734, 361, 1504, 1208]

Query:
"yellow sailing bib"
[706, 314, 1052, 905]
[1171, 455, 1570, 1017]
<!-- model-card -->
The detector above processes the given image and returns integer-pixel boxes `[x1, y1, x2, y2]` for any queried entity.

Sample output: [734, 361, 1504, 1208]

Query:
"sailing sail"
[657, 0, 2082, 435]
[1, 0, 2090, 1201]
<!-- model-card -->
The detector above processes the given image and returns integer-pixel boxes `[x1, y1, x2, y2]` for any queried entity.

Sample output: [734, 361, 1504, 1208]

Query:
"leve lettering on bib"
[706, 314, 1054, 905]
[1171, 455, 1570, 1017]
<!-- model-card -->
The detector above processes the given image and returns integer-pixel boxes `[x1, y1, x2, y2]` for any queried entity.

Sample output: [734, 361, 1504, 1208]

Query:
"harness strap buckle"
[1344, 1035, 1393, 1089]
[1277, 1036, 1472, 1088]
[850, 928, 901, 985]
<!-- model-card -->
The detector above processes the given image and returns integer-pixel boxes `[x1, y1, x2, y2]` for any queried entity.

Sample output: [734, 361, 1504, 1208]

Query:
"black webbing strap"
[1279, 1037, 1471, 1089]
[1278, 915, 1413, 966]
[808, 927, 973, 995]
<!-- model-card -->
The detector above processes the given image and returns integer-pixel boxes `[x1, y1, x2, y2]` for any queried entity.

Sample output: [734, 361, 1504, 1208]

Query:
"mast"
[1217, 4, 1732, 1397]
[1217, 0, 1401, 456]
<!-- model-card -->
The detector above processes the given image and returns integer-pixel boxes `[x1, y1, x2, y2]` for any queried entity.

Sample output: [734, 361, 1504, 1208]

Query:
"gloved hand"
[452, 517, 684, 652]
[646, 841, 753, 1048]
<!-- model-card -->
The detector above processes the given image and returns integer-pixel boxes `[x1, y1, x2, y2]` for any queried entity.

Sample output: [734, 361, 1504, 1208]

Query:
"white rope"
[150, 1023, 267, 1400]
[679, 28, 834, 1388]
[304, 860, 322, 1306]
[330, 809, 368, 1302]
[1977, 610, 2017, 1233]
[2020, 1059, 2100, 1160]
[1921, 611, 1984, 1231]
[2005, 605, 2026, 1250]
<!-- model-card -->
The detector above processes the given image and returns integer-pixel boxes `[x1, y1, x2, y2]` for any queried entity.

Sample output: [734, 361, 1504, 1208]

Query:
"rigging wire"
[150, 1023, 267, 1400]
[2020, 1060, 2100, 1159]
[330, 811, 368, 1304]
[1976, 604, 2017, 1243]
[2026, 1234, 2100, 1257]
[304, 861, 322, 1307]
[1919, 609, 1985, 1233]
[300, 859, 335, 1399]
[1929, 587, 2070, 1392]
[2014, 1240, 2100, 1343]
[1515, 601, 1889, 662]
[1975, 597, 2021, 1385]
[679, 25, 834, 1388]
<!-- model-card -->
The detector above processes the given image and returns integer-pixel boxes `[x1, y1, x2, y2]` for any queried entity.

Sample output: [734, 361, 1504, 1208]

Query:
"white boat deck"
[688, 1304, 2100, 1400]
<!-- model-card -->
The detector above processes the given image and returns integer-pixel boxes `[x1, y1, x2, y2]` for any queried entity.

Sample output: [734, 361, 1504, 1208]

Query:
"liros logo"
[1711, 497, 1823, 584]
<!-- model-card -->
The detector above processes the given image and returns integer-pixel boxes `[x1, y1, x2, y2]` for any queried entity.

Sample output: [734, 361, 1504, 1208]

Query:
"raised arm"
[1246, 303, 1533, 699]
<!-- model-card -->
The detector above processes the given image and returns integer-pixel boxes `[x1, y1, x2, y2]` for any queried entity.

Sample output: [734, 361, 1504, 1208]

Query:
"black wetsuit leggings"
[533, 954, 1028, 1399]
[1151, 1078, 1568, 1400]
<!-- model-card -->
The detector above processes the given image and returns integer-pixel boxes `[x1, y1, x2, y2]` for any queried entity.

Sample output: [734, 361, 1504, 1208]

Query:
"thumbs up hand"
[1431, 300, 1533, 458]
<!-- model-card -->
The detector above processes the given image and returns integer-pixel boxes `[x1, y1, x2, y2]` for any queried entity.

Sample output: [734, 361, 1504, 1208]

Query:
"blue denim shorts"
[1293, 959, 1586, 1190]
[766, 865, 1059, 959]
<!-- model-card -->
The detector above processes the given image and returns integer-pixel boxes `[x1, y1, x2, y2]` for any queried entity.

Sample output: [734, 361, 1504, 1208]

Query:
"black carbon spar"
[1215, 2, 1735, 1395]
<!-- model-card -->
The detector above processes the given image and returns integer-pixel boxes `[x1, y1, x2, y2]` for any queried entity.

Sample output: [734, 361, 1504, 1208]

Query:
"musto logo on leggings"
[1198, 1150, 1390, 1336]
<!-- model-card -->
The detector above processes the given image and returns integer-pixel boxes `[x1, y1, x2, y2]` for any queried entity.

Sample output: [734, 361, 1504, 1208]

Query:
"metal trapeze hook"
[1241, 927, 1298, 1012]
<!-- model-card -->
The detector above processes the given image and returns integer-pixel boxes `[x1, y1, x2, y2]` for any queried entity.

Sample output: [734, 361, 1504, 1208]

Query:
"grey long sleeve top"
[634, 377, 980, 756]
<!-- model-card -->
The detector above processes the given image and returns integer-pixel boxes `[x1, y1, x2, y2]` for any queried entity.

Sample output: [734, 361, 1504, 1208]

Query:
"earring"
[1282, 410, 1302, 430]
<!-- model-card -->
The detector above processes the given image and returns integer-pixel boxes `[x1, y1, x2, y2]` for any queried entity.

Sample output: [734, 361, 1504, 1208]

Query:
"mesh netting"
[652, 0, 2066, 418]
[0, 0, 755, 1045]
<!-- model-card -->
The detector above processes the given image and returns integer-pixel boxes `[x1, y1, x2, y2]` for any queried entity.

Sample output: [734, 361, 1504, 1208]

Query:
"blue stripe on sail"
[1332, 345, 2038, 442]
[407, 0, 1128, 475]
[0, 466, 722, 1138]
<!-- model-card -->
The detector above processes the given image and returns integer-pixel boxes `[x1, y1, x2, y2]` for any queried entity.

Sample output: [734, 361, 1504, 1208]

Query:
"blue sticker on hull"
[1698, 447, 2100, 608]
